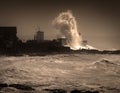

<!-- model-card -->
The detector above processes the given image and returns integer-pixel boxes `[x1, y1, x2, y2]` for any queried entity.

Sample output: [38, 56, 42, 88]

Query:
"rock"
[70, 89, 99, 93]
[9, 84, 35, 91]
[44, 89, 67, 93]
[0, 83, 8, 90]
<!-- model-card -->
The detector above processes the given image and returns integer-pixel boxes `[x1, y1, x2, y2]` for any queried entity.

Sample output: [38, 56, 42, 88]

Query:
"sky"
[0, 0, 120, 50]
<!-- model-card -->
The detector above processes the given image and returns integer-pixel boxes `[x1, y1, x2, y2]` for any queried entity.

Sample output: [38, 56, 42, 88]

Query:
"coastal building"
[82, 40, 88, 46]
[0, 27, 18, 48]
[34, 31, 44, 43]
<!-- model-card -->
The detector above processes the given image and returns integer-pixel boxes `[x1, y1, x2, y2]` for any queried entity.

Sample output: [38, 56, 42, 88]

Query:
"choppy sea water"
[0, 54, 120, 93]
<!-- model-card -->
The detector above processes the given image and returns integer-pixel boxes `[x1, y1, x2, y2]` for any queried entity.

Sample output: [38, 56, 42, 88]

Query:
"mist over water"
[52, 10, 83, 50]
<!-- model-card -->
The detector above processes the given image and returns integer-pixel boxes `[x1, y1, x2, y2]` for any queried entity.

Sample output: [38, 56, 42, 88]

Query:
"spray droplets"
[52, 10, 82, 50]
[52, 10, 95, 50]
